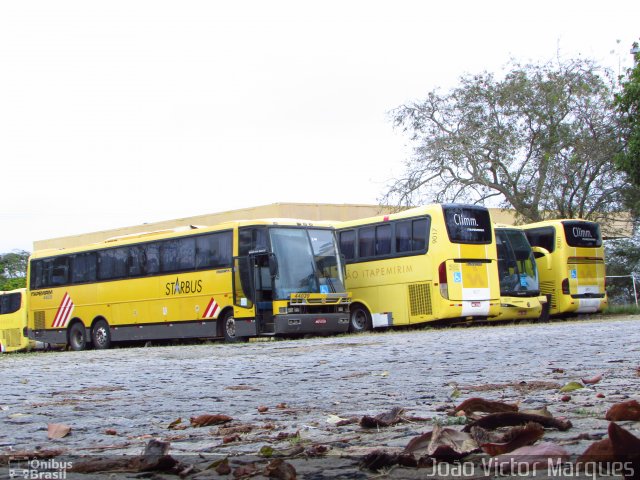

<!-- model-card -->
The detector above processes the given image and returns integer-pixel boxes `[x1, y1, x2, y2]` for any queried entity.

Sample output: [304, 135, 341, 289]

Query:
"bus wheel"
[539, 297, 551, 322]
[349, 305, 372, 333]
[68, 322, 87, 351]
[92, 319, 111, 350]
[222, 312, 241, 343]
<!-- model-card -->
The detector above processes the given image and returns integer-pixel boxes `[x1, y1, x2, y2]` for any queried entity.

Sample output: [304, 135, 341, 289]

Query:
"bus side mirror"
[268, 253, 279, 278]
[531, 246, 551, 270]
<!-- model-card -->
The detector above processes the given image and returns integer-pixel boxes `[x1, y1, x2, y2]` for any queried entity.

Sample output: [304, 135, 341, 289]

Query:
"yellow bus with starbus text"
[521, 219, 607, 316]
[494, 226, 548, 321]
[0, 288, 30, 353]
[26, 219, 350, 350]
[335, 204, 501, 331]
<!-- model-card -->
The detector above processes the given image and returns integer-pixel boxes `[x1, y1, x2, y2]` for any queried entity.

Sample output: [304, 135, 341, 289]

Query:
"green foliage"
[0, 250, 29, 291]
[385, 57, 628, 225]
[0, 277, 26, 291]
[615, 41, 640, 190]
[605, 231, 640, 305]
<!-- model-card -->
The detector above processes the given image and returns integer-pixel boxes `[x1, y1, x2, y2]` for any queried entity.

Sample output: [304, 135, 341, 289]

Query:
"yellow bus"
[336, 204, 501, 331]
[521, 219, 607, 316]
[26, 220, 350, 350]
[0, 288, 30, 353]
[494, 226, 548, 321]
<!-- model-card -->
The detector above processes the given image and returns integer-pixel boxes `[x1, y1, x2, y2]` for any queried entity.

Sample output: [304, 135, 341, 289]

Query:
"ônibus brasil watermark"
[8, 458, 72, 479]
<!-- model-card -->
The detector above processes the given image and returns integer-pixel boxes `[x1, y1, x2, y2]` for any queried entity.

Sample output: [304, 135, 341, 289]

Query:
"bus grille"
[539, 282, 556, 309]
[408, 283, 432, 316]
[34, 311, 46, 330]
[5, 328, 22, 347]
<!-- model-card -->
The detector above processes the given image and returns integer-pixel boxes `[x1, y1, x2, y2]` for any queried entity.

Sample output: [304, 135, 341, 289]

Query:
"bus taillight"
[438, 262, 449, 299]
[562, 278, 570, 295]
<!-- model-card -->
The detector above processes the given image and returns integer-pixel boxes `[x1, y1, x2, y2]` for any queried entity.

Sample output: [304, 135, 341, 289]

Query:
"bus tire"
[349, 304, 372, 333]
[92, 319, 111, 350]
[68, 322, 88, 351]
[539, 296, 551, 322]
[222, 311, 242, 343]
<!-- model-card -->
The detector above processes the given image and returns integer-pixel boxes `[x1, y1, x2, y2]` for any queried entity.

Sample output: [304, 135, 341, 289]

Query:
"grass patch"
[604, 304, 640, 315]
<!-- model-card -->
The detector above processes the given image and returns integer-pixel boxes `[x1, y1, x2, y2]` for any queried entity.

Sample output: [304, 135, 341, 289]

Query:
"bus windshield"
[442, 205, 492, 244]
[496, 229, 539, 296]
[269, 228, 345, 299]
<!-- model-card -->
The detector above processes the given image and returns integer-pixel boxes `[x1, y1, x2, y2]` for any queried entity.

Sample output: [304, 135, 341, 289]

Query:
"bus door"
[233, 250, 276, 336]
[248, 251, 276, 335]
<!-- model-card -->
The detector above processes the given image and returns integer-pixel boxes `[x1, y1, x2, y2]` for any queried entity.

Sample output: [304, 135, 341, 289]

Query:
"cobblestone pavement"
[1, 315, 639, 479]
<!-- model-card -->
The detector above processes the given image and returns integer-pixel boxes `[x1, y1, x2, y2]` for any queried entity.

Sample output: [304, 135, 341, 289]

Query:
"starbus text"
[165, 278, 203, 296]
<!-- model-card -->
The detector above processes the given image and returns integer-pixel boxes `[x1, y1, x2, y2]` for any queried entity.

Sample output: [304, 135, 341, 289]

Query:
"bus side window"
[376, 224, 391, 256]
[71, 253, 97, 283]
[339, 230, 356, 260]
[196, 231, 233, 269]
[396, 221, 411, 253]
[359, 227, 375, 258]
[524, 227, 555, 253]
[412, 218, 428, 251]
[51, 257, 69, 286]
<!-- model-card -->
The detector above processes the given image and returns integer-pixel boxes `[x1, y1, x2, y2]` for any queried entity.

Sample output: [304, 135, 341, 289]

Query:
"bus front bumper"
[274, 313, 350, 335]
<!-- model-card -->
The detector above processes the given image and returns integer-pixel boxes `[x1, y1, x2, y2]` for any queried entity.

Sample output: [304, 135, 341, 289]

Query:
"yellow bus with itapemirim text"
[336, 204, 501, 331]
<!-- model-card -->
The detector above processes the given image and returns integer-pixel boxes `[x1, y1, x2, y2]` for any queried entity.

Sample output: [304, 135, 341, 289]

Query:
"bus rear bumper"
[274, 313, 350, 335]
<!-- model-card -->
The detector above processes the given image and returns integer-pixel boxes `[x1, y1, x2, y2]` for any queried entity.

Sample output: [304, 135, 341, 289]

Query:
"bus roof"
[334, 203, 489, 229]
[520, 219, 597, 229]
[29, 218, 334, 259]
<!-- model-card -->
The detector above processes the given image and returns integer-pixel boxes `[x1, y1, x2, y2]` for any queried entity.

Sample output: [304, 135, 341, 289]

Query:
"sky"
[1, 0, 638, 253]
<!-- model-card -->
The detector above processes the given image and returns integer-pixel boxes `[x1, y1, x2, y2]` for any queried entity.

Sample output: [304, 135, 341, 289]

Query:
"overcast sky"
[1, 0, 638, 253]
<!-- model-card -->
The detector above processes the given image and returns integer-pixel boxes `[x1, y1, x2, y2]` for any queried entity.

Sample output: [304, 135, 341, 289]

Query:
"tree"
[384, 58, 632, 227]
[0, 250, 29, 290]
[615, 41, 640, 189]
[605, 231, 640, 305]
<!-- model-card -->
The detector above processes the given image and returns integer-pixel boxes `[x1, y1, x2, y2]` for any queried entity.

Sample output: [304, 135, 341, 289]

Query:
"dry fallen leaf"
[404, 424, 478, 462]
[478, 422, 545, 456]
[263, 458, 297, 480]
[582, 373, 603, 385]
[520, 406, 553, 418]
[167, 418, 183, 430]
[47, 423, 71, 439]
[360, 406, 405, 428]
[577, 437, 616, 464]
[489, 442, 570, 471]
[605, 400, 640, 421]
[463, 411, 572, 432]
[453, 397, 518, 416]
[190, 414, 233, 427]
